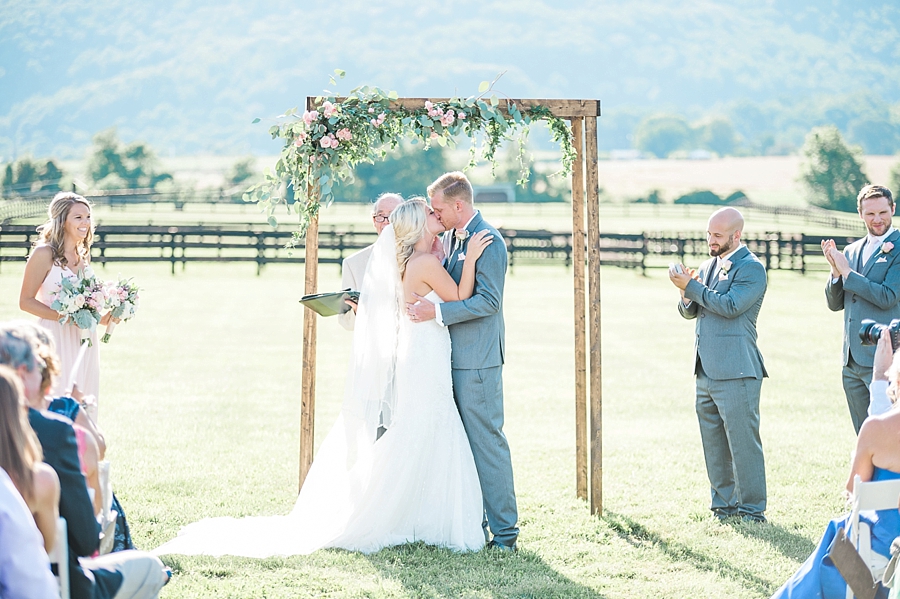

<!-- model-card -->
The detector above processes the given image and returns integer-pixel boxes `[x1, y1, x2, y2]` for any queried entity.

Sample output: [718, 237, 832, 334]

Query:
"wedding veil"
[342, 224, 402, 445]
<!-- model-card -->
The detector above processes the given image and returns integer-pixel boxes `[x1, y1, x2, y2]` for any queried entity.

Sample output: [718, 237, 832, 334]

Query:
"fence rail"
[0, 223, 857, 275]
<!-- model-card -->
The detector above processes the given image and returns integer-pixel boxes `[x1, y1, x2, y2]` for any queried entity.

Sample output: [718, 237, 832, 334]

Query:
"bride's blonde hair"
[391, 198, 428, 279]
[35, 192, 94, 268]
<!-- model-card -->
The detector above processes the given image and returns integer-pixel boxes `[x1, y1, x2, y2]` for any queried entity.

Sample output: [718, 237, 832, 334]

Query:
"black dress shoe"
[487, 539, 517, 552]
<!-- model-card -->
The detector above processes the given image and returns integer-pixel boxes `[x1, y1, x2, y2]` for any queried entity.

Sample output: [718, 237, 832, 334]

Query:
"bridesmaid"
[19, 192, 112, 420]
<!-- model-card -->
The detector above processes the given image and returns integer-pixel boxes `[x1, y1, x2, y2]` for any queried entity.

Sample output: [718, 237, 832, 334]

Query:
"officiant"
[338, 193, 403, 331]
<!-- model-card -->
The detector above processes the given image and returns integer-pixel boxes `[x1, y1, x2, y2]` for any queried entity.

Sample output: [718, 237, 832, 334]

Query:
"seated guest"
[21, 320, 134, 550]
[0, 323, 170, 599]
[771, 344, 900, 598]
[0, 464, 58, 599]
[0, 365, 59, 552]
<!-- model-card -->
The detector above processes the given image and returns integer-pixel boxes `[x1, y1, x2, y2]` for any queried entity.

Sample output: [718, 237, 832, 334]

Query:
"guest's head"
[0, 365, 43, 503]
[706, 207, 744, 257]
[371, 193, 403, 235]
[0, 322, 45, 404]
[428, 172, 475, 232]
[36, 191, 94, 267]
[857, 185, 894, 238]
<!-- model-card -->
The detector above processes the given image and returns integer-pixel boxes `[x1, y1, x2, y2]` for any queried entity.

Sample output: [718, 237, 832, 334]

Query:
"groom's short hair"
[428, 172, 473, 205]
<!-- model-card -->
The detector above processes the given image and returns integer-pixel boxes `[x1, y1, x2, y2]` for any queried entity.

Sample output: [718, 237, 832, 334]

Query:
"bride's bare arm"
[19, 246, 62, 320]
[414, 232, 494, 302]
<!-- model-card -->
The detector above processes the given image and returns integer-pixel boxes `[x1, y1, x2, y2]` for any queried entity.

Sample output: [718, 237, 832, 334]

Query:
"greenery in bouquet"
[243, 70, 576, 244]
[102, 277, 140, 343]
[50, 272, 109, 345]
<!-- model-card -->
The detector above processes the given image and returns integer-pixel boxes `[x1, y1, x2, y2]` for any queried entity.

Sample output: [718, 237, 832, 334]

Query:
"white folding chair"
[97, 460, 117, 555]
[846, 474, 900, 598]
[47, 517, 69, 599]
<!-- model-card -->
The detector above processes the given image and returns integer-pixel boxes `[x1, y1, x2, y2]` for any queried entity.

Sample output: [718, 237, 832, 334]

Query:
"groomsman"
[669, 207, 769, 522]
[338, 193, 403, 331]
[823, 185, 900, 433]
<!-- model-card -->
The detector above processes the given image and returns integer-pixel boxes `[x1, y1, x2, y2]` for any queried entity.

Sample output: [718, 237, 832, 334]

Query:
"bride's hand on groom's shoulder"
[466, 231, 493, 262]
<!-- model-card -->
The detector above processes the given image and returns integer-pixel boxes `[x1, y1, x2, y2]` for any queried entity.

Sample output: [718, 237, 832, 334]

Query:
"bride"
[155, 198, 493, 556]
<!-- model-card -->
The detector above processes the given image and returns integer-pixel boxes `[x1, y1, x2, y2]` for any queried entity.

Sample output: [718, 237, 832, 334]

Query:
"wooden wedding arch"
[297, 96, 605, 514]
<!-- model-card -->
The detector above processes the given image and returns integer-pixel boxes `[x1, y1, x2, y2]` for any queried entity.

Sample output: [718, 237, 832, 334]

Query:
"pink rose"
[319, 136, 331, 148]
[458, 112, 467, 120]
[440, 113, 455, 126]
[74, 295, 85, 308]
[322, 101, 338, 118]
[302, 110, 319, 125]
[424, 101, 433, 110]
[368, 107, 375, 113]
[336, 128, 352, 141]
[377, 113, 386, 124]
[883, 241, 894, 254]
[430, 131, 439, 139]
[371, 118, 379, 126]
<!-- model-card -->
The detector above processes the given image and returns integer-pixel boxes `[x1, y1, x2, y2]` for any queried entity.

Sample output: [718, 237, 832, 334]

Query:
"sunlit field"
[0, 251, 862, 597]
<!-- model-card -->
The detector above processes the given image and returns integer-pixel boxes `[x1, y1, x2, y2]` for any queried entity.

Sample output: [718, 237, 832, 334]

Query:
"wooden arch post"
[297, 96, 603, 514]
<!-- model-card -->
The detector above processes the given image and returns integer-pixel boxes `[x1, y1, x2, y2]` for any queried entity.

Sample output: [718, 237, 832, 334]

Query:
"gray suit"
[678, 245, 768, 518]
[440, 212, 518, 546]
[825, 229, 900, 433]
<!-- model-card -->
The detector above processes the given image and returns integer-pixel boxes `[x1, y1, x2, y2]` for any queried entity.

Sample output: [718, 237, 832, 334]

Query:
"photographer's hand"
[873, 332, 893, 382]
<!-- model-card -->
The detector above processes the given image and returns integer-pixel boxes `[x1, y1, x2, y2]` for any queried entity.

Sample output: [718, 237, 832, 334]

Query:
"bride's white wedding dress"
[154, 227, 484, 556]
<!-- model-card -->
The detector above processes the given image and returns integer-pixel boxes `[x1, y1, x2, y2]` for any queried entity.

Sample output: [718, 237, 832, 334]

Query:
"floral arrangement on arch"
[244, 71, 576, 243]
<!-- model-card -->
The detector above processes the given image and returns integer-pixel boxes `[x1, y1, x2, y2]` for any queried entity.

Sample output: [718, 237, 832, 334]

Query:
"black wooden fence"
[0, 223, 858, 275]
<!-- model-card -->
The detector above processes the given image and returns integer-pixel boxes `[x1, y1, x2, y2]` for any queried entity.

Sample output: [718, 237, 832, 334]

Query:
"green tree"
[333, 142, 448, 202]
[226, 157, 258, 188]
[633, 115, 692, 158]
[890, 159, 900, 197]
[695, 117, 738, 156]
[1, 156, 66, 195]
[86, 128, 173, 189]
[799, 126, 868, 213]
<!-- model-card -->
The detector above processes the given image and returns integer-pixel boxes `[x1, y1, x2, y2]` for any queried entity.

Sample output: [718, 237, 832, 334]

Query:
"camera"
[859, 318, 900, 350]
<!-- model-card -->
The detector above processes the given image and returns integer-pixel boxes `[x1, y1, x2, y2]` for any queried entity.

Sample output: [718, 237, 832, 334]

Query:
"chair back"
[47, 517, 69, 599]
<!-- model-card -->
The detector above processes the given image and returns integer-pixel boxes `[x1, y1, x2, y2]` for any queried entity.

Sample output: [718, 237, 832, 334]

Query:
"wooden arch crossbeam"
[298, 96, 604, 514]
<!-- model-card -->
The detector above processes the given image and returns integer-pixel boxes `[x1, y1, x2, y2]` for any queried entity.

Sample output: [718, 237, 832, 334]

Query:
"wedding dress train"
[154, 227, 484, 556]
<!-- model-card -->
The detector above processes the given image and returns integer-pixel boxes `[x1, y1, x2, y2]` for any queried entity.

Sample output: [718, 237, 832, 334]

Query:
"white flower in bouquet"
[50, 272, 108, 346]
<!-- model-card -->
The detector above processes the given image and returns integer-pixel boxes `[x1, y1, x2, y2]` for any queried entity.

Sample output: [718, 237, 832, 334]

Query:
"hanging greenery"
[244, 71, 575, 243]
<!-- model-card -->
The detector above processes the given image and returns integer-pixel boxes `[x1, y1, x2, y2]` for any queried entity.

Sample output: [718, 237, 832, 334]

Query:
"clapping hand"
[668, 263, 699, 290]
[822, 239, 850, 278]
[464, 230, 493, 262]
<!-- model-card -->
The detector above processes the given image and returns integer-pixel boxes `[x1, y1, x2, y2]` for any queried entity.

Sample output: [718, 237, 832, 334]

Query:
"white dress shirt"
[0, 468, 57, 599]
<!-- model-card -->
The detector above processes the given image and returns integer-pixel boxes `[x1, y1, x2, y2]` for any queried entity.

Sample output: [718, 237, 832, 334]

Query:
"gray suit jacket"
[678, 246, 768, 381]
[825, 229, 900, 366]
[440, 212, 506, 370]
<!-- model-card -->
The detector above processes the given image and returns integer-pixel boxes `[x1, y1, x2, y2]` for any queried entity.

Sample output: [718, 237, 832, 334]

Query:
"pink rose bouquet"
[102, 277, 140, 343]
[50, 268, 109, 346]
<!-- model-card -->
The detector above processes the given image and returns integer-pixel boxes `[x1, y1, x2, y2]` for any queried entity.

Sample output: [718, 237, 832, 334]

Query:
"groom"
[407, 172, 519, 551]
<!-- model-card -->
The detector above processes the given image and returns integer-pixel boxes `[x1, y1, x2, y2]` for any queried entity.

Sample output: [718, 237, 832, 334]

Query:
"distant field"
[55, 154, 899, 209]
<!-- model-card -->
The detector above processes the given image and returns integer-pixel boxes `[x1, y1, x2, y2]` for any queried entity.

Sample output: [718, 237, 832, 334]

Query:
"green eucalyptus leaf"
[335, 69, 346, 78]
[388, 90, 399, 100]
[478, 81, 490, 93]
[268, 216, 278, 227]
[252, 117, 261, 124]
[490, 95, 499, 107]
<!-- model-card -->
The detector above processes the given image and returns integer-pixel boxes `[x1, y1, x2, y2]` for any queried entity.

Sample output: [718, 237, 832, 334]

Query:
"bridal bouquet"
[50, 271, 109, 346]
[101, 277, 140, 343]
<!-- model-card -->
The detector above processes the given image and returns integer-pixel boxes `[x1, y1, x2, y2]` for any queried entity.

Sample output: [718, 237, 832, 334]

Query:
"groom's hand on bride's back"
[407, 294, 436, 322]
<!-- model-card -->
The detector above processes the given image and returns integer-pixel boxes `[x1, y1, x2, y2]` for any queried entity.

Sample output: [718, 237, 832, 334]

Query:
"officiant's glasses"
[373, 215, 390, 223]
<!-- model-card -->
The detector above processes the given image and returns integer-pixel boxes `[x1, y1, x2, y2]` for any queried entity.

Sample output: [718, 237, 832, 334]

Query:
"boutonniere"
[718, 259, 732, 281]
[882, 241, 894, 254]
[454, 229, 470, 243]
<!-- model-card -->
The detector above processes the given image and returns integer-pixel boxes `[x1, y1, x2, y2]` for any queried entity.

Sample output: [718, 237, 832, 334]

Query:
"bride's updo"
[390, 198, 428, 279]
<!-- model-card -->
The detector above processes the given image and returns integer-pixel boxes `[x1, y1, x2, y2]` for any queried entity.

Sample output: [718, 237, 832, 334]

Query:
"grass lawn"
[0, 256, 861, 597]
